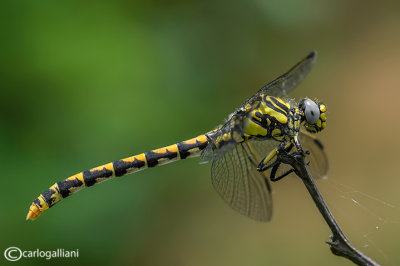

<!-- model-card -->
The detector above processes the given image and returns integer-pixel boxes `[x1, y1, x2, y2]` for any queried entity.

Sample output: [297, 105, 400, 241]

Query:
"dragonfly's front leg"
[293, 134, 311, 156]
[257, 141, 292, 172]
[258, 141, 304, 182]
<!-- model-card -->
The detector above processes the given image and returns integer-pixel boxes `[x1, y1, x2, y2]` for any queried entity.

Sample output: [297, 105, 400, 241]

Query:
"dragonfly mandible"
[26, 51, 327, 222]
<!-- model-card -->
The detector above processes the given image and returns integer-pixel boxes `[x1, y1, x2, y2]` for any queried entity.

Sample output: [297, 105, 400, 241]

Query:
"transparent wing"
[299, 130, 329, 179]
[242, 51, 317, 108]
[244, 138, 279, 163]
[203, 52, 317, 163]
[201, 114, 246, 162]
[211, 142, 273, 222]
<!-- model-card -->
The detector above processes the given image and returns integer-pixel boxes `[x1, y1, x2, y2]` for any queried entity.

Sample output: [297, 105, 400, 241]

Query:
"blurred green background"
[1, 0, 400, 265]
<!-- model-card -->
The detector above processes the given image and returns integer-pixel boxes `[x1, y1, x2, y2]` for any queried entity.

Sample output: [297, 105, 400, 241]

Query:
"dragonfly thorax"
[243, 95, 296, 141]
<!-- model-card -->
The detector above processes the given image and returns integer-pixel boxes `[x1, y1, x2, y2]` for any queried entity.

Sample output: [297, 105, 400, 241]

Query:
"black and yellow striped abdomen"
[26, 134, 209, 220]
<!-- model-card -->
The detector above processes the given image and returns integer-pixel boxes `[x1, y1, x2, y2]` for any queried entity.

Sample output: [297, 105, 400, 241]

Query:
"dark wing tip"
[308, 50, 317, 58]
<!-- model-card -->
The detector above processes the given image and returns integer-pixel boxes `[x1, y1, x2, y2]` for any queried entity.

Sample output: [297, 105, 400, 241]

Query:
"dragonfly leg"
[270, 164, 295, 182]
[293, 134, 311, 156]
[273, 146, 312, 180]
[260, 142, 298, 181]
[258, 159, 280, 172]
[257, 141, 292, 172]
[257, 148, 278, 172]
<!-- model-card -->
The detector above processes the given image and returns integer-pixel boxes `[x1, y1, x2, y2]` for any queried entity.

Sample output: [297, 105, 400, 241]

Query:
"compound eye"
[304, 99, 320, 124]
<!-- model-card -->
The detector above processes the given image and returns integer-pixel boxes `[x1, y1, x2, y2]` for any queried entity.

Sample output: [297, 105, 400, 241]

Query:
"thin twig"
[276, 151, 379, 266]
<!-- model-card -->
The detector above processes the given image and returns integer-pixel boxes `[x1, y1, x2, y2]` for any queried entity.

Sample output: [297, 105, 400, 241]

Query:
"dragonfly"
[26, 51, 327, 222]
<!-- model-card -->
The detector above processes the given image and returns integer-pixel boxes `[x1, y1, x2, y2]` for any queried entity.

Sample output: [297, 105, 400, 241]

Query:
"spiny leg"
[257, 141, 293, 172]
[270, 163, 295, 182]
[258, 141, 297, 182]
[257, 147, 277, 172]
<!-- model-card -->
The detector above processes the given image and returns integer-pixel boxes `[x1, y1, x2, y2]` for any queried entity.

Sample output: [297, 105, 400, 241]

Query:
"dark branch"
[276, 151, 379, 266]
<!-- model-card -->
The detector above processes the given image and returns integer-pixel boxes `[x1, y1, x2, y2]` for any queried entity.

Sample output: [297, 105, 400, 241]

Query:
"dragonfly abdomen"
[26, 134, 209, 220]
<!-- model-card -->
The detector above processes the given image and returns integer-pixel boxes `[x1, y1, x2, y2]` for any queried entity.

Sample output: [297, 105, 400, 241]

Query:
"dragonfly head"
[299, 98, 326, 133]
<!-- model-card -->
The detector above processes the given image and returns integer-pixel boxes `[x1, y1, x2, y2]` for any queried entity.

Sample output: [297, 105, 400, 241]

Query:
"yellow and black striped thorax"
[202, 95, 301, 158]
[243, 94, 300, 141]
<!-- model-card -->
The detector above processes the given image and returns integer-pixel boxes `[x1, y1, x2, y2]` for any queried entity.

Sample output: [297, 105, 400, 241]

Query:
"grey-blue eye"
[304, 99, 320, 124]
